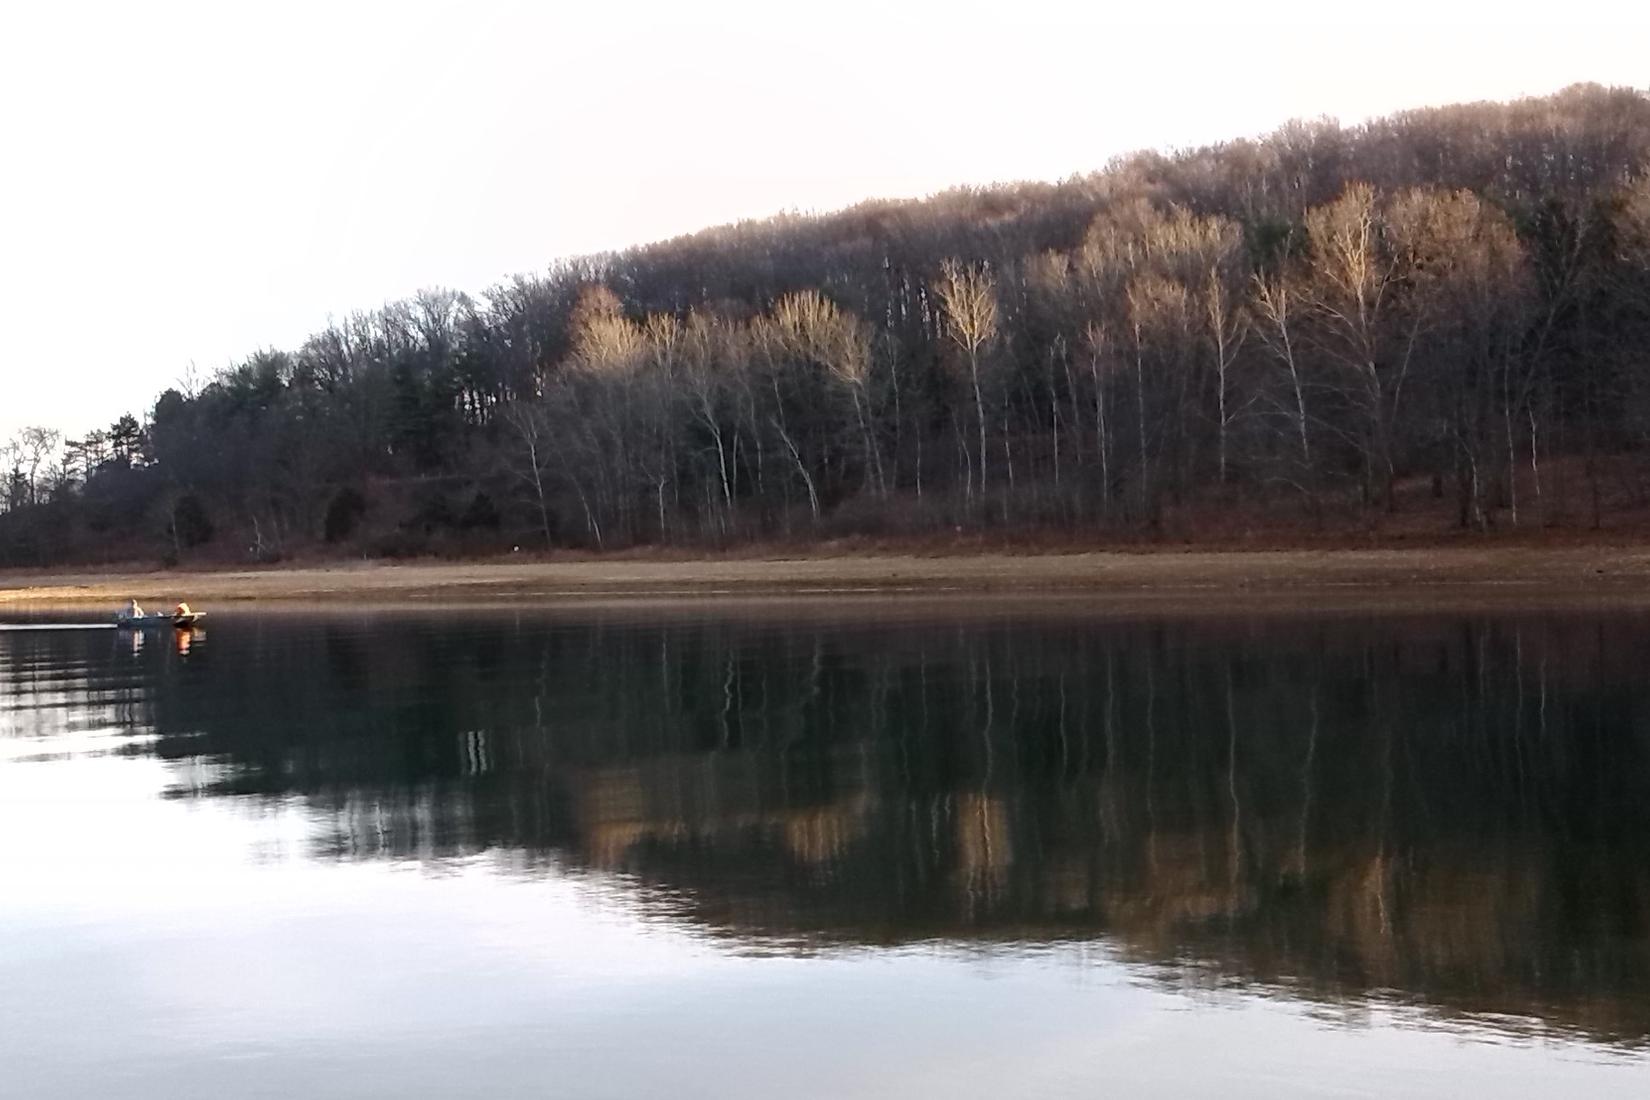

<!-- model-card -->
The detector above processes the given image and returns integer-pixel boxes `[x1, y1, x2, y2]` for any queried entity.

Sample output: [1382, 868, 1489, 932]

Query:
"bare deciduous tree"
[1253, 273, 1314, 493]
[1299, 183, 1417, 509]
[500, 401, 558, 549]
[936, 260, 999, 505]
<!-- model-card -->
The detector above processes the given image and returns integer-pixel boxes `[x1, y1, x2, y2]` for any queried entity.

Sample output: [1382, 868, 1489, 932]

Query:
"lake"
[3, 604, 1648, 1097]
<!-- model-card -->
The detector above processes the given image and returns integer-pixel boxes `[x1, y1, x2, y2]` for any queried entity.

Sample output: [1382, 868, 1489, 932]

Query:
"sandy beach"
[6, 545, 1650, 613]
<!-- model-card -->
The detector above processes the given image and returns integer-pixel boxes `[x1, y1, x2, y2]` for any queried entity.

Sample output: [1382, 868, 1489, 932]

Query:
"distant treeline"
[6, 83, 1650, 564]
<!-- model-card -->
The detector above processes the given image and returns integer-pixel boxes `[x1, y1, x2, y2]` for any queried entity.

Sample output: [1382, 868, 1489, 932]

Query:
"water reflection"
[6, 608, 1650, 1051]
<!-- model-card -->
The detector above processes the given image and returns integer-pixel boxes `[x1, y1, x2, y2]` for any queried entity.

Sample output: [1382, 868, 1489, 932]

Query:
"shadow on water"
[6, 606, 1650, 1050]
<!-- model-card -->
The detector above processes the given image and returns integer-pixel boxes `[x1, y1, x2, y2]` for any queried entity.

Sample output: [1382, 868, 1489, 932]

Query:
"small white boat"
[115, 611, 205, 629]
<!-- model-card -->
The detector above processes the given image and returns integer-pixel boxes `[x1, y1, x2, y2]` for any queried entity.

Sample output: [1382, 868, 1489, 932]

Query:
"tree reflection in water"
[33, 608, 1650, 1049]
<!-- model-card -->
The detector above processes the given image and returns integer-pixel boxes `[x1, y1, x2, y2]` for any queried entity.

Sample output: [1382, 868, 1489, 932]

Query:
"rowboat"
[116, 612, 205, 629]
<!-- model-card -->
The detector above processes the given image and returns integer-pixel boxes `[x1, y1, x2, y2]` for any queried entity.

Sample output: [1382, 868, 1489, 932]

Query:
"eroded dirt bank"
[7, 546, 1650, 613]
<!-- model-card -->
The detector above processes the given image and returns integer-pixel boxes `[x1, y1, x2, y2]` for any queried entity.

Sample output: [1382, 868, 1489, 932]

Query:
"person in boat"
[174, 602, 192, 619]
[123, 599, 144, 620]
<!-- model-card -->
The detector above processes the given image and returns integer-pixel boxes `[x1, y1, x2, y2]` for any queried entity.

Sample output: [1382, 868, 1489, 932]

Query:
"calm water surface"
[3, 604, 1649, 1097]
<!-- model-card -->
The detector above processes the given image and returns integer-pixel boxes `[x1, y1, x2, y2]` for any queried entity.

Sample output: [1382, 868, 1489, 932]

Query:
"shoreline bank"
[6, 546, 1650, 611]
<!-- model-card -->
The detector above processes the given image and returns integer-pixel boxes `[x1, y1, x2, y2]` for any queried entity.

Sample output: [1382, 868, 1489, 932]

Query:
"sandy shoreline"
[5, 546, 1650, 613]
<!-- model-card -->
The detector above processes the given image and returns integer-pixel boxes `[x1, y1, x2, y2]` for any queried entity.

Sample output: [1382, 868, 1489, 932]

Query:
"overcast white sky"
[1, 0, 1646, 439]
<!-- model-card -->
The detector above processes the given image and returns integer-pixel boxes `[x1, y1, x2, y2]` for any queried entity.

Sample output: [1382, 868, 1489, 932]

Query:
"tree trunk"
[970, 350, 988, 497]
[1134, 325, 1150, 521]
[772, 417, 820, 523]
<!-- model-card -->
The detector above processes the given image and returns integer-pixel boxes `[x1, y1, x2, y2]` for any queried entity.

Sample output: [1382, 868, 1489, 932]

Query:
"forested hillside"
[7, 84, 1650, 565]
